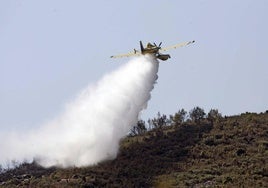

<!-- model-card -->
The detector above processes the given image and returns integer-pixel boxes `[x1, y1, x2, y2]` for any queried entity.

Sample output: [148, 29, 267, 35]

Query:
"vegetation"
[189, 106, 206, 124]
[0, 108, 267, 187]
[170, 108, 187, 125]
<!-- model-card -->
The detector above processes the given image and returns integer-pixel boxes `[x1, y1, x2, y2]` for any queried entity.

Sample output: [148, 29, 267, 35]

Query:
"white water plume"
[0, 55, 159, 168]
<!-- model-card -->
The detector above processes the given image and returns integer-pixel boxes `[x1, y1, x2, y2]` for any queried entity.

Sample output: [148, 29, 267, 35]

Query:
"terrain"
[0, 110, 267, 187]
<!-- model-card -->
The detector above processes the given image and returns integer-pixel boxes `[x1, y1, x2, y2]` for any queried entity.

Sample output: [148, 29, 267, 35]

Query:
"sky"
[1, 0, 268, 131]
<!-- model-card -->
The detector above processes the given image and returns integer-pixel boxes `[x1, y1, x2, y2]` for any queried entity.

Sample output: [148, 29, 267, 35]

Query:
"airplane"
[110, 40, 195, 61]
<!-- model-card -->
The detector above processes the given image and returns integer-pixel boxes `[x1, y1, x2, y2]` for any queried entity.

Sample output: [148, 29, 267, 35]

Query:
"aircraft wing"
[110, 51, 141, 58]
[159, 40, 195, 52]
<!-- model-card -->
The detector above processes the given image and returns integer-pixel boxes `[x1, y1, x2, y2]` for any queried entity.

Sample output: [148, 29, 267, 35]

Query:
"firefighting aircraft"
[110, 40, 195, 61]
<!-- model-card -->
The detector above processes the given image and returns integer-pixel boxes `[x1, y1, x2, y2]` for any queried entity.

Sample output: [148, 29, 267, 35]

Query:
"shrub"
[207, 109, 222, 124]
[170, 109, 187, 125]
[189, 107, 206, 124]
[130, 120, 147, 136]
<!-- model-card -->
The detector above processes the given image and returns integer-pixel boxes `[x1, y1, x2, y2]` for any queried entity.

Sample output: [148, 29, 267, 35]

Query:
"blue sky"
[1, 0, 268, 130]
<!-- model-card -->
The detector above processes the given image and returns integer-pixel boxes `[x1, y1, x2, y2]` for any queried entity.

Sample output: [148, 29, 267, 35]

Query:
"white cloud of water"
[0, 55, 159, 168]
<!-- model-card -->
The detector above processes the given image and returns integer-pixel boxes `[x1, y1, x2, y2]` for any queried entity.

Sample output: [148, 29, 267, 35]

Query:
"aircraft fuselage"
[141, 47, 161, 54]
[139, 41, 170, 61]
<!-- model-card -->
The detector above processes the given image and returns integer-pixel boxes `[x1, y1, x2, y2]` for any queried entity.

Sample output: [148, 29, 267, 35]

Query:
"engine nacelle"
[157, 54, 171, 61]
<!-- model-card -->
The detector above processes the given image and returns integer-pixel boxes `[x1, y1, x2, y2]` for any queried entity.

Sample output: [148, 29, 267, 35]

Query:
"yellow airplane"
[111, 40, 195, 61]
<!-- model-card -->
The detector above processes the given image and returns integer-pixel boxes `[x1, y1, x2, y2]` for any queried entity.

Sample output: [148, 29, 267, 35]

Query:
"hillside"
[0, 111, 267, 187]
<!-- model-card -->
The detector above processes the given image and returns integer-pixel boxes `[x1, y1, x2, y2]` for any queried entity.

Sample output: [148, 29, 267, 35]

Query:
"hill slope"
[0, 112, 267, 187]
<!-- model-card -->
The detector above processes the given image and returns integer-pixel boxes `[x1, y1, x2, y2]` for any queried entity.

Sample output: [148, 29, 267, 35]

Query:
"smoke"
[0, 55, 159, 168]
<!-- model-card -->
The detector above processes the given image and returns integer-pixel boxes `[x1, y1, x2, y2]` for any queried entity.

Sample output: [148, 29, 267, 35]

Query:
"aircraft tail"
[140, 41, 144, 53]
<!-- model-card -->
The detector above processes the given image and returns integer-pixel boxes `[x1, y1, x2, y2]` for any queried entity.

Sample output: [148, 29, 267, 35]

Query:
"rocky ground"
[0, 112, 267, 187]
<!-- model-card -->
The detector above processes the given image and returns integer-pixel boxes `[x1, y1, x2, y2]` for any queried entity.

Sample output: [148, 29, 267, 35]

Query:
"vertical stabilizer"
[140, 41, 144, 53]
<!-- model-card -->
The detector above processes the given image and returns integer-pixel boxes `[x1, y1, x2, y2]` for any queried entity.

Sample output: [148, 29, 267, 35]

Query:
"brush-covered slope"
[0, 112, 267, 187]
